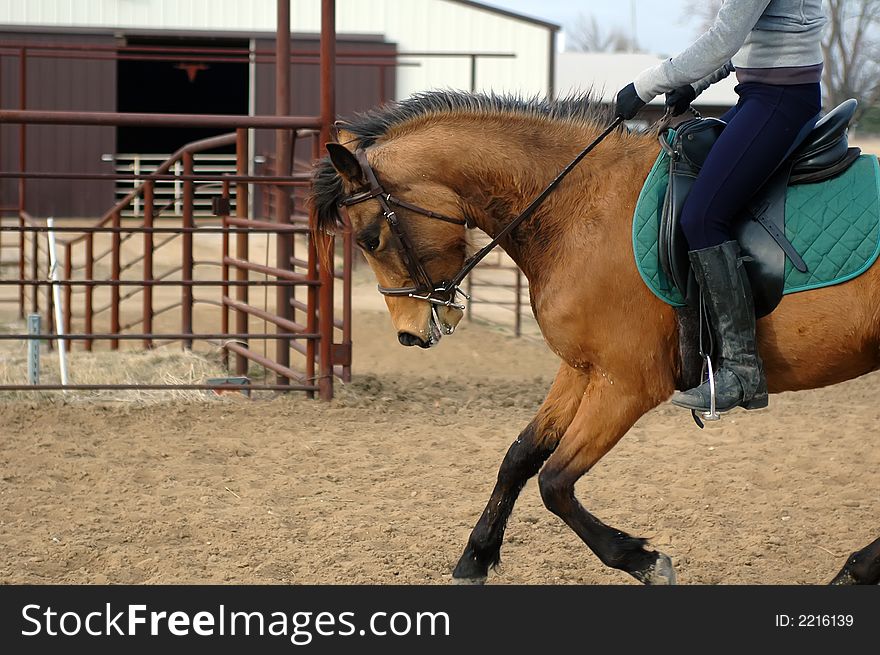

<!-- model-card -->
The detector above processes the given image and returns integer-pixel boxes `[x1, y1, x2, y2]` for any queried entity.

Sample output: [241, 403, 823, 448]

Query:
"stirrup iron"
[702, 355, 721, 422]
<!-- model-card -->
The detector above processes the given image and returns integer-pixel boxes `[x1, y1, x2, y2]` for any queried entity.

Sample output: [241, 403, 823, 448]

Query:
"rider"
[614, 0, 825, 414]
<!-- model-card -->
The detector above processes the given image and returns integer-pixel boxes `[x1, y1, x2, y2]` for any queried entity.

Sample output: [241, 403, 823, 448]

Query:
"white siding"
[0, 0, 555, 98]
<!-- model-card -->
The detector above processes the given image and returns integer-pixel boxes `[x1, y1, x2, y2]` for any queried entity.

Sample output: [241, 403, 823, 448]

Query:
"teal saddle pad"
[632, 145, 880, 307]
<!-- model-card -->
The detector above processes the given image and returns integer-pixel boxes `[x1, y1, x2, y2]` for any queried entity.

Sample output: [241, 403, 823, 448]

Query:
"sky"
[480, 0, 699, 56]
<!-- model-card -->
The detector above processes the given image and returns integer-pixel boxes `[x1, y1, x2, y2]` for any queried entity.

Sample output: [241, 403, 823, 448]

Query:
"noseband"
[337, 116, 623, 311]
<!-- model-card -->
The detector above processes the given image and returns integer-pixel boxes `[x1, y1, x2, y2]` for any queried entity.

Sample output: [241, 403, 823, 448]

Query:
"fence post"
[18, 213, 25, 318]
[27, 314, 40, 385]
[46, 218, 69, 388]
[85, 233, 94, 351]
[182, 151, 194, 350]
[234, 129, 249, 377]
[63, 242, 72, 352]
[341, 206, 353, 383]
[143, 180, 154, 349]
[110, 209, 120, 350]
[18, 47, 27, 319]
[83, 232, 95, 352]
[317, 0, 336, 400]
[306, 139, 319, 398]
[274, 0, 293, 386]
[221, 179, 230, 371]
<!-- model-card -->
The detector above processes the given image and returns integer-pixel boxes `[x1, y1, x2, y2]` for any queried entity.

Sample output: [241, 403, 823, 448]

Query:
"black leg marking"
[538, 467, 676, 585]
[830, 536, 880, 585]
[452, 423, 556, 582]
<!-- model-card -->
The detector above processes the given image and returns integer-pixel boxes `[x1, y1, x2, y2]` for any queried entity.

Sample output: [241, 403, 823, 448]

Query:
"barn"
[0, 0, 559, 217]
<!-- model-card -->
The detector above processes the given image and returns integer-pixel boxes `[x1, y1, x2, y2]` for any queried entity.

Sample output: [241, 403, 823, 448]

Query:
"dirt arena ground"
[1, 271, 879, 586]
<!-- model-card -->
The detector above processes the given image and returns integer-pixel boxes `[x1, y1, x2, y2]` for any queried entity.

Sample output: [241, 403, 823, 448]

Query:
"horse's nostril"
[398, 332, 429, 348]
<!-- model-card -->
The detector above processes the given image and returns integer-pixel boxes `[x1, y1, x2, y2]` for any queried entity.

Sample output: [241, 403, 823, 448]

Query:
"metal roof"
[447, 0, 561, 31]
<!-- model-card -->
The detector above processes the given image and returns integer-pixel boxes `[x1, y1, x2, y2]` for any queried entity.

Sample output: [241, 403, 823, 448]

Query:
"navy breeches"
[680, 81, 822, 250]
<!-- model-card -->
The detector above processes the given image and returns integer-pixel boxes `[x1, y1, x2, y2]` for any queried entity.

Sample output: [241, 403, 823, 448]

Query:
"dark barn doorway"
[117, 36, 248, 153]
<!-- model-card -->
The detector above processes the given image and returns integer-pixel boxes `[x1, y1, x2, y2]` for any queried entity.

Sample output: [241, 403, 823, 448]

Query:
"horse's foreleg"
[452, 364, 589, 583]
[830, 536, 880, 585]
[537, 372, 676, 585]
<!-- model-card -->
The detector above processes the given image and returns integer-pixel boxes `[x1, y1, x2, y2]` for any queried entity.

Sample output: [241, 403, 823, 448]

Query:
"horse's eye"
[356, 224, 382, 253]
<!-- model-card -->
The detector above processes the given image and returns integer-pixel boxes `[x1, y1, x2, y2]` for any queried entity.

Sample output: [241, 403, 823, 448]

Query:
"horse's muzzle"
[398, 332, 432, 348]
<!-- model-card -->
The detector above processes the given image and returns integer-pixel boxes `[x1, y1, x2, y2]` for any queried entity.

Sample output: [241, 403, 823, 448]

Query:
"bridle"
[339, 148, 471, 309]
[337, 116, 624, 311]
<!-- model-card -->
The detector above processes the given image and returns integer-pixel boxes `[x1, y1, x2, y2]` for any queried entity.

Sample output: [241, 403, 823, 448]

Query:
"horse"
[310, 90, 880, 585]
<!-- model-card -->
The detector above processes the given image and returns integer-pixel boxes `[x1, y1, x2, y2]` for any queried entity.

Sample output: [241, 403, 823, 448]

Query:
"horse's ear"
[326, 143, 364, 184]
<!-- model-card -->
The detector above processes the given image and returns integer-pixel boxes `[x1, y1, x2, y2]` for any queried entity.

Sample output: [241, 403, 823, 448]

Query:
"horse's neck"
[429, 120, 658, 285]
[402, 119, 657, 282]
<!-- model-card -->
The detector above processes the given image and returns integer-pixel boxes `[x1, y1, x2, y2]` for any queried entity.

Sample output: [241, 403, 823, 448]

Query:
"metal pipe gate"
[0, 0, 349, 399]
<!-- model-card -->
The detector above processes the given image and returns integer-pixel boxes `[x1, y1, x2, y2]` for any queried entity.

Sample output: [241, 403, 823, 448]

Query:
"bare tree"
[566, 13, 638, 53]
[681, 1, 880, 121]
[682, 0, 723, 35]
[822, 0, 880, 121]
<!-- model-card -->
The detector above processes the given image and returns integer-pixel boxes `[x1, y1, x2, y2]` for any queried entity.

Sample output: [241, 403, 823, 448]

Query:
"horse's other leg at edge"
[451, 364, 589, 584]
[830, 536, 880, 585]
[538, 371, 677, 585]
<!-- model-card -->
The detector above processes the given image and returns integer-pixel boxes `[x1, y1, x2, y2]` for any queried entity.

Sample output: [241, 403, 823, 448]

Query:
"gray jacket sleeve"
[692, 61, 736, 96]
[633, 0, 771, 102]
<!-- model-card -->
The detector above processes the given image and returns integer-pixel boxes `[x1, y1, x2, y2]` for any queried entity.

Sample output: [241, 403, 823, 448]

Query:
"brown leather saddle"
[659, 99, 862, 318]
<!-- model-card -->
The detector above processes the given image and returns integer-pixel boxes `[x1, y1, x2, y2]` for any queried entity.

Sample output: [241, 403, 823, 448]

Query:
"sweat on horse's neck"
[382, 117, 657, 285]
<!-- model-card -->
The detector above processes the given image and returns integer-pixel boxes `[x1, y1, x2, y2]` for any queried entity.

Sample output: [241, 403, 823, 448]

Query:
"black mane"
[310, 89, 612, 233]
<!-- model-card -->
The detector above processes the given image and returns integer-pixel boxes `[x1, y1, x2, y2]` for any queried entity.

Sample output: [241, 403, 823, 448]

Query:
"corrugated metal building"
[0, 0, 559, 217]
[0, 0, 558, 99]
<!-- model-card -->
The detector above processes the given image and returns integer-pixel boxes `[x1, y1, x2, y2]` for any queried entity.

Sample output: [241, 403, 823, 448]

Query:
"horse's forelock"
[310, 156, 346, 234]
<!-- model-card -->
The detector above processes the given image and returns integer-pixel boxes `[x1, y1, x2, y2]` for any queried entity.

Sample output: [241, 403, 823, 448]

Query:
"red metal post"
[274, 0, 293, 385]
[318, 0, 337, 400]
[18, 48, 27, 318]
[85, 234, 94, 351]
[143, 180, 154, 349]
[221, 178, 230, 371]
[182, 151, 194, 350]
[341, 204, 353, 383]
[63, 242, 72, 352]
[110, 209, 121, 349]
[305, 140, 320, 397]
[234, 128, 249, 376]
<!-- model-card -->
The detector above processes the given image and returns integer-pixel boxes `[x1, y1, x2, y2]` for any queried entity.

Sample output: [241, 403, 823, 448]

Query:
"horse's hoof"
[638, 552, 677, 585]
[450, 575, 487, 586]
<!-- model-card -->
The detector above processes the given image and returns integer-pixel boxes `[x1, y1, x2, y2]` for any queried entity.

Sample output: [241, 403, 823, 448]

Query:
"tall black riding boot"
[671, 240, 768, 413]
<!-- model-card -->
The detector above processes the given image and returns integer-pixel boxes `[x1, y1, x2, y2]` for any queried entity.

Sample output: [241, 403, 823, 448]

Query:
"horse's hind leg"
[830, 537, 880, 585]
[452, 364, 588, 583]
[538, 370, 676, 585]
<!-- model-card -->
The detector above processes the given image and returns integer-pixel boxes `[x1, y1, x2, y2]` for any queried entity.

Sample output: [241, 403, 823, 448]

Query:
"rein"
[338, 116, 624, 310]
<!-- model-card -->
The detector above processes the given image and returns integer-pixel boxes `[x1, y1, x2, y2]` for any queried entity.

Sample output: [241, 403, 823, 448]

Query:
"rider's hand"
[665, 85, 697, 117]
[614, 83, 647, 120]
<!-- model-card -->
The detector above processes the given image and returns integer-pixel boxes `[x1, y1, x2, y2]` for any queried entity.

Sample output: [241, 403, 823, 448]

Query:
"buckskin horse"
[310, 90, 880, 585]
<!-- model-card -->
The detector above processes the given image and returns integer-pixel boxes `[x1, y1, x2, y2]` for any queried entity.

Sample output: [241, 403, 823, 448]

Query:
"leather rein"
[338, 116, 624, 310]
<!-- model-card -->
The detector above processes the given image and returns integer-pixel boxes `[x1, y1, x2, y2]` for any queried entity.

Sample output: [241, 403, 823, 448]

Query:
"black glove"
[614, 83, 647, 120]
[665, 84, 697, 117]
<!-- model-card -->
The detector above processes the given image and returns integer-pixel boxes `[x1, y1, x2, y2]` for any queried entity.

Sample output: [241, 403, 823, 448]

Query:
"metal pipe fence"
[0, 123, 350, 399]
[0, 0, 349, 399]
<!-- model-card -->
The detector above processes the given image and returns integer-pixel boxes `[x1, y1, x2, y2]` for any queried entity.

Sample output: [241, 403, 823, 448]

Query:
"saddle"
[659, 99, 862, 318]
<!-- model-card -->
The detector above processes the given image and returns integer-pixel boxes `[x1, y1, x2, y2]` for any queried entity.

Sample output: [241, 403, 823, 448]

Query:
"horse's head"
[311, 135, 468, 348]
